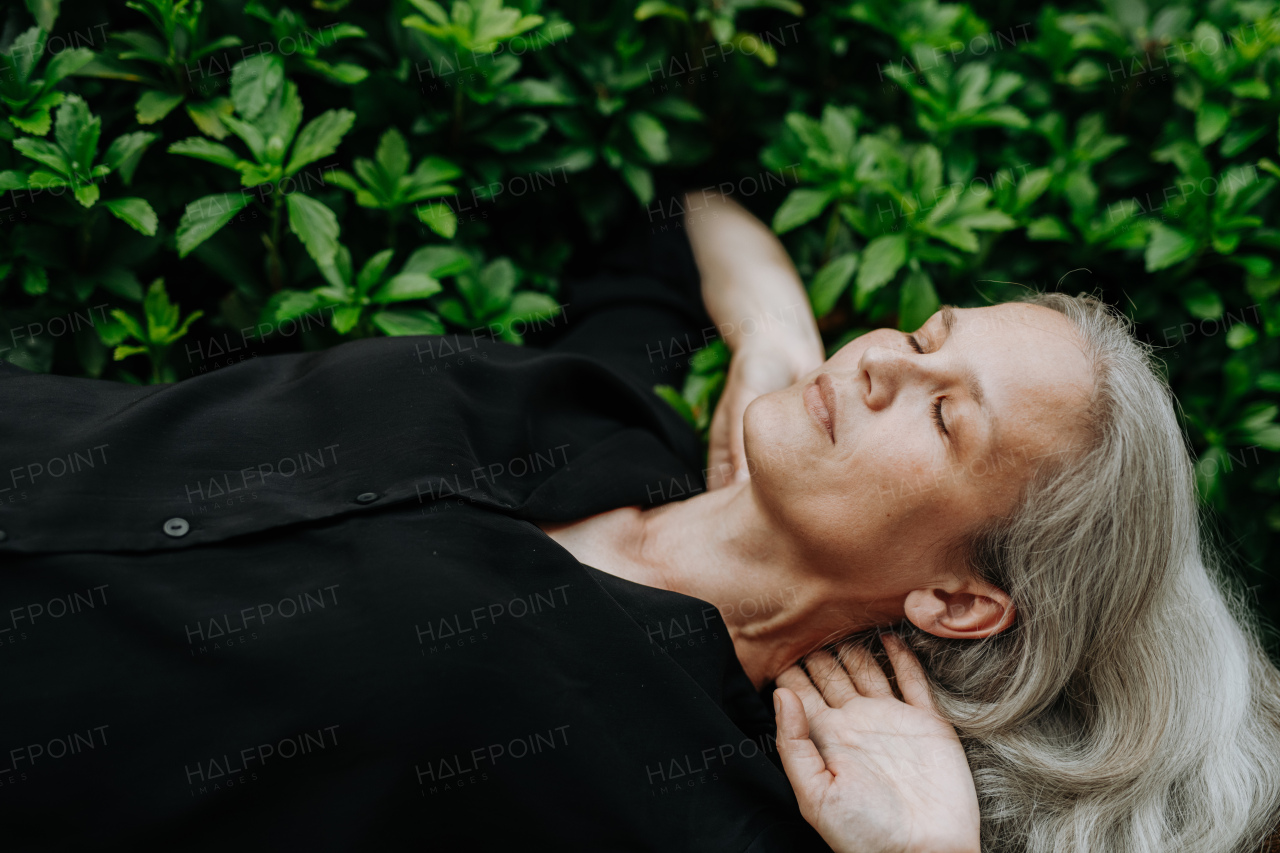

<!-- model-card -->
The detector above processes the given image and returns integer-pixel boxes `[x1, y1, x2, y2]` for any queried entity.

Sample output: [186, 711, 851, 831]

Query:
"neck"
[565, 482, 896, 690]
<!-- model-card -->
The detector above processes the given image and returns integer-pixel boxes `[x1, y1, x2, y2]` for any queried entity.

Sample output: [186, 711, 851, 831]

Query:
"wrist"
[733, 327, 824, 380]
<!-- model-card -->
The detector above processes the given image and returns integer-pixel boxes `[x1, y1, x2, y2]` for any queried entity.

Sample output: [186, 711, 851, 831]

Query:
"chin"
[741, 387, 809, 488]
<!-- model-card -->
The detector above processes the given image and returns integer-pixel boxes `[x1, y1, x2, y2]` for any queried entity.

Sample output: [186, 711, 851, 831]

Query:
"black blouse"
[0, 226, 832, 852]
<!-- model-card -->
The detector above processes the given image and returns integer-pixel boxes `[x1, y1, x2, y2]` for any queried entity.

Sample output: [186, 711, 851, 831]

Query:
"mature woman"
[1, 191, 1277, 852]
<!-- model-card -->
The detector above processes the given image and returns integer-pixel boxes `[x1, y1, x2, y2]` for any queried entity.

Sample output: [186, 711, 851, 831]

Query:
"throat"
[536, 506, 665, 591]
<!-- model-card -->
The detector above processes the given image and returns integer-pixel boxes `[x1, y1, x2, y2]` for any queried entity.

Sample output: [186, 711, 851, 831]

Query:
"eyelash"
[906, 335, 949, 436]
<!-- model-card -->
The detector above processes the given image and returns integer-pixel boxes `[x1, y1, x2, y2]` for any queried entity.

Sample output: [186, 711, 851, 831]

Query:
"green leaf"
[416, 201, 458, 238]
[1229, 79, 1270, 100]
[9, 91, 64, 135]
[302, 58, 369, 85]
[286, 193, 341, 268]
[502, 78, 576, 107]
[355, 248, 396, 296]
[809, 253, 858, 317]
[854, 233, 909, 309]
[898, 267, 939, 332]
[40, 46, 93, 88]
[54, 95, 100, 176]
[0, 171, 25, 192]
[136, 90, 185, 124]
[267, 290, 328, 324]
[476, 257, 518, 314]
[1014, 168, 1053, 213]
[24, 0, 60, 31]
[12, 137, 69, 174]
[186, 98, 235, 140]
[475, 114, 549, 152]
[375, 127, 411, 180]
[619, 162, 653, 205]
[635, 1, 689, 21]
[231, 54, 285, 120]
[772, 187, 835, 234]
[113, 344, 148, 361]
[1027, 215, 1072, 241]
[102, 197, 158, 236]
[956, 210, 1017, 231]
[1195, 102, 1230, 147]
[109, 308, 146, 341]
[1144, 223, 1198, 272]
[1251, 425, 1280, 451]
[405, 0, 449, 23]
[502, 291, 561, 324]
[374, 273, 443, 303]
[402, 245, 472, 278]
[1180, 281, 1223, 320]
[371, 309, 446, 337]
[286, 109, 356, 176]
[331, 305, 362, 334]
[8, 28, 45, 83]
[96, 316, 129, 347]
[648, 97, 705, 123]
[143, 278, 178, 339]
[175, 191, 252, 257]
[168, 137, 243, 170]
[103, 131, 158, 177]
[407, 156, 462, 190]
[653, 384, 697, 428]
[911, 145, 942, 199]
[627, 111, 670, 163]
[22, 265, 49, 296]
[1226, 324, 1257, 350]
[73, 179, 100, 207]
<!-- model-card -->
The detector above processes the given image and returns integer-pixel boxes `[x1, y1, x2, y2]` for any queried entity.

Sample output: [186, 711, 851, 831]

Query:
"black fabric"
[0, 228, 831, 852]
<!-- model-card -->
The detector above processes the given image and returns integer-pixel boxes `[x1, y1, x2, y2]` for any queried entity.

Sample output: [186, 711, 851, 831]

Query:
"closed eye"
[907, 334, 949, 437]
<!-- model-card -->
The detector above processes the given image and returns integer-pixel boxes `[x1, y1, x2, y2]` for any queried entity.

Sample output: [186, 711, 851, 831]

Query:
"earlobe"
[903, 584, 1016, 639]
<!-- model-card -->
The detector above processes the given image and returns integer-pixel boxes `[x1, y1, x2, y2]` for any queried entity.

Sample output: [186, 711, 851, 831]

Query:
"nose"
[857, 344, 915, 411]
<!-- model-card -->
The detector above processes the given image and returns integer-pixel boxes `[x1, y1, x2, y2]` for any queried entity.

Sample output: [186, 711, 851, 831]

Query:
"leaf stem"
[267, 187, 285, 291]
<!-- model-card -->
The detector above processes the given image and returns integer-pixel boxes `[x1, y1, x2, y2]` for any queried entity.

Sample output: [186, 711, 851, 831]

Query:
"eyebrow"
[938, 304, 985, 409]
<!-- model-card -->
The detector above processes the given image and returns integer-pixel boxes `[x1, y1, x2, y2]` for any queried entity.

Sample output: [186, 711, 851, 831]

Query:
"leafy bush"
[1, 0, 1277, 651]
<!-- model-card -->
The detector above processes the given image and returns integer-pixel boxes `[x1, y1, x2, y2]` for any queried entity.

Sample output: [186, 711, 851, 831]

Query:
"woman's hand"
[707, 342, 822, 490]
[774, 634, 981, 853]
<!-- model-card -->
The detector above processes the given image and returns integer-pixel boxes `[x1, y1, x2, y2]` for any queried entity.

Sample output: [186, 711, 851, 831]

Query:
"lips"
[804, 375, 835, 443]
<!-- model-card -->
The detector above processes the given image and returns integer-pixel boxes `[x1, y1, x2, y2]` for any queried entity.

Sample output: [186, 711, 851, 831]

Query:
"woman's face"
[744, 302, 1093, 587]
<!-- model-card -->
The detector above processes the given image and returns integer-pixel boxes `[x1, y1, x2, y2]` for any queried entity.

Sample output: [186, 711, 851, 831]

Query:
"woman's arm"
[683, 191, 824, 488]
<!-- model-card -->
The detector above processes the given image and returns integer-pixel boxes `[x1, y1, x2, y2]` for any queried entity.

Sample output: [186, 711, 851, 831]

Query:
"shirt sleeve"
[531, 219, 716, 393]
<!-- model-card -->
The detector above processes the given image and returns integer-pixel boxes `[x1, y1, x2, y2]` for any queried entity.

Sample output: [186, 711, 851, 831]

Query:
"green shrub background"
[2, 0, 1277, 653]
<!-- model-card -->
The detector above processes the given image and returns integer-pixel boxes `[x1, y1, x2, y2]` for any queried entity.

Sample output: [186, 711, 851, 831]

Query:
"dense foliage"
[1, 0, 1277, 648]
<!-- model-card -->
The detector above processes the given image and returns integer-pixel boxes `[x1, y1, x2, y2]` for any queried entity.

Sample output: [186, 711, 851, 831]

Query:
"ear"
[903, 580, 1015, 639]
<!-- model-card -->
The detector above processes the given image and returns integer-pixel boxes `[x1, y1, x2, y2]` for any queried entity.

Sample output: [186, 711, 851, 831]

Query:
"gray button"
[356, 492, 378, 504]
[0, 530, 7, 542]
[163, 517, 190, 537]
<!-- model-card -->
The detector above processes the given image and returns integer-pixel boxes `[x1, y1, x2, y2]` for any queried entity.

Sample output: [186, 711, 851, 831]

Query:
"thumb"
[774, 687, 831, 808]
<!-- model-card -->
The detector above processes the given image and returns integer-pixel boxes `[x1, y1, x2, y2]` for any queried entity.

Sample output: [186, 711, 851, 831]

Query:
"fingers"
[803, 650, 858, 707]
[727, 394, 751, 483]
[706, 405, 735, 490]
[837, 643, 894, 699]
[776, 663, 829, 722]
[772, 687, 832, 810]
[881, 633, 936, 712]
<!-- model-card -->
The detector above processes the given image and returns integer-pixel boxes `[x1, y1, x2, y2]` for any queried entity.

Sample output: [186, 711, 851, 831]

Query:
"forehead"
[942, 303, 1093, 458]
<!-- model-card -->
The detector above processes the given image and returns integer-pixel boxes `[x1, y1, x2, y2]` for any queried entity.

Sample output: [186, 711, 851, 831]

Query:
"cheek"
[846, 426, 963, 526]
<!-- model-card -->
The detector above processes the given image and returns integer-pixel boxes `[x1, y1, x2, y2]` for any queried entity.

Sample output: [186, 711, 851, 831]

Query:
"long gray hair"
[901, 292, 1280, 852]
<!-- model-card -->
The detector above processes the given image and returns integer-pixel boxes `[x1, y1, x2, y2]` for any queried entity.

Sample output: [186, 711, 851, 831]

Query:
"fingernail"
[772, 693, 781, 715]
